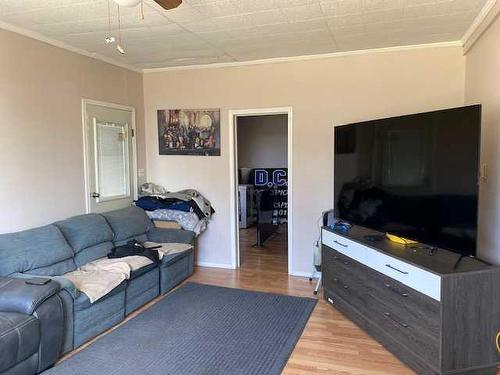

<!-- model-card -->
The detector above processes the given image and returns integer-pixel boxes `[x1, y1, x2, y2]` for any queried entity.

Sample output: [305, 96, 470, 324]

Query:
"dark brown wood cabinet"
[322, 226, 500, 375]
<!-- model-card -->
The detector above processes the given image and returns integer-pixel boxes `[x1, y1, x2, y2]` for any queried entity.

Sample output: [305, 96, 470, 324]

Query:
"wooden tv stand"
[322, 225, 500, 375]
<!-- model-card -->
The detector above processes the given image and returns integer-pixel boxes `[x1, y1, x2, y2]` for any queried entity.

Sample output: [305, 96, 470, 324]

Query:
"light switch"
[480, 164, 487, 181]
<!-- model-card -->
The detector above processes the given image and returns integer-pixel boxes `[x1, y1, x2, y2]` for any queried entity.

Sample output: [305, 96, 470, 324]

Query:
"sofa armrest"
[10, 273, 79, 299]
[0, 277, 60, 315]
[147, 227, 195, 245]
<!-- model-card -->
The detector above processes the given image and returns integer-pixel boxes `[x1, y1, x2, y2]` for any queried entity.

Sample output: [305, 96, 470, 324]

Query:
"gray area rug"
[45, 282, 317, 375]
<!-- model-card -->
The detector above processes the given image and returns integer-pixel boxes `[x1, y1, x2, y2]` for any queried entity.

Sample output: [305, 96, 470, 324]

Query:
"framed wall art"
[157, 108, 221, 156]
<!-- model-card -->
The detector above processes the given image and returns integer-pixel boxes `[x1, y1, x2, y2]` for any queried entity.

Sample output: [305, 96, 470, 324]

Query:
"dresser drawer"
[367, 295, 440, 368]
[324, 246, 441, 334]
[369, 272, 441, 338]
[324, 247, 440, 368]
[323, 288, 440, 375]
[323, 250, 372, 315]
[322, 229, 442, 301]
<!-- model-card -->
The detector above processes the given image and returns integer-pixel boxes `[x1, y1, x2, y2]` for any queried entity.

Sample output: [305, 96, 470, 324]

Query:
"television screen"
[334, 105, 481, 256]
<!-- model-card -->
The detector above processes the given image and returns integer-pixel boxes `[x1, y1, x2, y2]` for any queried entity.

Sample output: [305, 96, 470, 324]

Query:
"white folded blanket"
[63, 256, 154, 304]
[143, 242, 193, 260]
[63, 269, 127, 304]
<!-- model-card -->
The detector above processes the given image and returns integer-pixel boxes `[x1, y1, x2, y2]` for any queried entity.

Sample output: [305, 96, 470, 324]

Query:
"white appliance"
[238, 184, 255, 229]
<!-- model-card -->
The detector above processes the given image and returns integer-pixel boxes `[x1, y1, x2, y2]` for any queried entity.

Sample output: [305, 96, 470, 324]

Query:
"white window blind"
[94, 122, 130, 199]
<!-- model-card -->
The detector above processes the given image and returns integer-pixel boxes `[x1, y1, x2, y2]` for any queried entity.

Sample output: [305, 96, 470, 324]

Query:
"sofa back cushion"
[102, 206, 153, 245]
[55, 214, 115, 267]
[0, 225, 76, 277]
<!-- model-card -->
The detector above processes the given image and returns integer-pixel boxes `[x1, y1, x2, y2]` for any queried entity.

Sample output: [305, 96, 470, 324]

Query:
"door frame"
[228, 107, 293, 273]
[81, 98, 138, 214]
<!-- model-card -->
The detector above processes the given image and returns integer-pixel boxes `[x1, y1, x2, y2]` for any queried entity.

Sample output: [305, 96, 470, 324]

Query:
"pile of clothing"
[135, 183, 214, 236]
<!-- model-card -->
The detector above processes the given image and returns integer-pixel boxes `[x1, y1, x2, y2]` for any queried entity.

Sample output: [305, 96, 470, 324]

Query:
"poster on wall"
[157, 109, 221, 156]
[249, 168, 288, 224]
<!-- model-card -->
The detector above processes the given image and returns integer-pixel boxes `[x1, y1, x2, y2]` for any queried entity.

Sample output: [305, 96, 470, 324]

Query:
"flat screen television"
[334, 105, 481, 256]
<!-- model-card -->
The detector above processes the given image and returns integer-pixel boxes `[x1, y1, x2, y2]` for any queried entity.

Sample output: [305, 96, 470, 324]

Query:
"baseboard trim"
[196, 261, 235, 270]
[289, 270, 320, 278]
[195, 264, 321, 278]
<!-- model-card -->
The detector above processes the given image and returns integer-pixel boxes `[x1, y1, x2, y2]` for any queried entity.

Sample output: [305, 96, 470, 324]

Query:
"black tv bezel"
[333, 104, 482, 257]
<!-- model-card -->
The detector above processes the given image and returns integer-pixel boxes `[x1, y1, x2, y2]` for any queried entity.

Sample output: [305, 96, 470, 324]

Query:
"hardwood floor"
[190, 227, 416, 375]
[63, 228, 500, 374]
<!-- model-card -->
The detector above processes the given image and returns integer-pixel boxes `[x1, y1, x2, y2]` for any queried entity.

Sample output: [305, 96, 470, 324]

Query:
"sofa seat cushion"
[0, 225, 75, 277]
[102, 206, 153, 243]
[74, 281, 126, 311]
[130, 263, 158, 279]
[143, 242, 193, 261]
[0, 313, 40, 373]
[160, 248, 193, 267]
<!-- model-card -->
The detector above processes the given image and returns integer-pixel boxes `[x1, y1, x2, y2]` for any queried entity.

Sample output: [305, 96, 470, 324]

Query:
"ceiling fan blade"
[153, 0, 182, 10]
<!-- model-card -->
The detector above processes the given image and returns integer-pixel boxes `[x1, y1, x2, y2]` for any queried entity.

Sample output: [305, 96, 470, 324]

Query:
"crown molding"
[142, 41, 462, 73]
[462, 0, 500, 54]
[1, 19, 463, 74]
[0, 20, 142, 73]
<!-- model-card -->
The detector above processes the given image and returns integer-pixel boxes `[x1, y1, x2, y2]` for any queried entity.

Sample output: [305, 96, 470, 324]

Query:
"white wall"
[464, 16, 500, 264]
[237, 114, 288, 170]
[143, 45, 466, 274]
[0, 30, 146, 233]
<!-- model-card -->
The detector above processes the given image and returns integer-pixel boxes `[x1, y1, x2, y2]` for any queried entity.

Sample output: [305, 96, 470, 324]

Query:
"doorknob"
[91, 192, 100, 198]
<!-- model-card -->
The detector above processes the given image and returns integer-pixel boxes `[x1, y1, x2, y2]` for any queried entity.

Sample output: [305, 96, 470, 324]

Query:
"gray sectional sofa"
[0, 205, 195, 367]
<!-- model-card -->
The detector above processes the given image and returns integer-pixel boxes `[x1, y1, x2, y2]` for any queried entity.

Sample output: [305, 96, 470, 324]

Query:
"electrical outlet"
[137, 169, 146, 187]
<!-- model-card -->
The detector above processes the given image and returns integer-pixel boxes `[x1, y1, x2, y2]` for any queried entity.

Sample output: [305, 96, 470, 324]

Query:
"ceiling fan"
[112, 0, 182, 10]
[107, 0, 182, 54]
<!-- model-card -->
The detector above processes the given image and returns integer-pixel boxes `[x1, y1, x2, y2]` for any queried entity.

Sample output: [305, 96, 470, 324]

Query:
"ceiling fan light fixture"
[113, 0, 142, 7]
[105, 36, 116, 44]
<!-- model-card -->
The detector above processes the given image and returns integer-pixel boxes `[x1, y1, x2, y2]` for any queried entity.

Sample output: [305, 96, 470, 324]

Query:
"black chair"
[253, 185, 279, 247]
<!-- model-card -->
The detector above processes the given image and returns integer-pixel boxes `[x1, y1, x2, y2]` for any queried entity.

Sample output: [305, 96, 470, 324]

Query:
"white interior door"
[84, 102, 136, 213]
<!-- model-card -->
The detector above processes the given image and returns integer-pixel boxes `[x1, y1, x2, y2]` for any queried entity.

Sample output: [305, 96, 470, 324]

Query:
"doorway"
[229, 108, 293, 274]
[82, 100, 137, 213]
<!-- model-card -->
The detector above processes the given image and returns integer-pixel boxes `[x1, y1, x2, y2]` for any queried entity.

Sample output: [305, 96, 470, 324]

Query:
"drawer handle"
[332, 278, 348, 290]
[343, 261, 350, 266]
[334, 240, 348, 248]
[385, 264, 409, 275]
[384, 312, 409, 328]
[384, 283, 410, 298]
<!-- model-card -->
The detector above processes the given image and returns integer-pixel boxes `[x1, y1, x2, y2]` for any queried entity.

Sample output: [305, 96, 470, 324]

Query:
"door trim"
[81, 99, 138, 214]
[228, 107, 293, 274]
